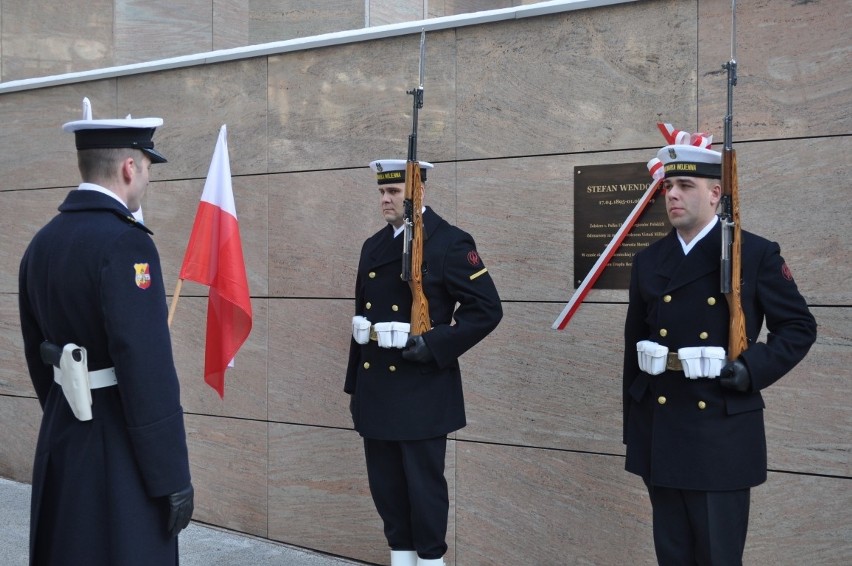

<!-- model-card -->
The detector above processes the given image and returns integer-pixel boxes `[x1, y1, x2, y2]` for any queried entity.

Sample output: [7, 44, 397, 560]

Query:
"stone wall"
[0, 1, 849, 564]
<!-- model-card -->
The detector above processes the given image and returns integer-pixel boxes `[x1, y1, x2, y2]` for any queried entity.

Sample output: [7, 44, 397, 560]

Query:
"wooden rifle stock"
[722, 148, 748, 360]
[402, 30, 430, 336]
[405, 160, 431, 335]
[721, 1, 747, 361]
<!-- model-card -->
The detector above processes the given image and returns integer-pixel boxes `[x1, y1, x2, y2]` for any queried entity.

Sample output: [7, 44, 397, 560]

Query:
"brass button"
[365, 302, 372, 309]
[699, 331, 709, 340]
[657, 396, 667, 405]
[698, 401, 707, 410]
[663, 295, 672, 303]
[389, 365, 396, 372]
[392, 305, 399, 312]
[707, 297, 716, 306]
[659, 329, 668, 337]
[363, 362, 370, 370]
[368, 272, 376, 279]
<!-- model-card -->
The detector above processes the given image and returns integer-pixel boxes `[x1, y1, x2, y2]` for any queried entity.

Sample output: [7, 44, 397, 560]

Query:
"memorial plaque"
[574, 163, 670, 289]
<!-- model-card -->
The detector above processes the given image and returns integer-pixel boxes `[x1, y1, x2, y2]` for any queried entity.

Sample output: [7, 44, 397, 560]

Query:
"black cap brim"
[142, 147, 168, 164]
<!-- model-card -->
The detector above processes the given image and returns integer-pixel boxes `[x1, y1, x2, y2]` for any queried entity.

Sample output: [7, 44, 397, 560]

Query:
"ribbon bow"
[647, 123, 714, 180]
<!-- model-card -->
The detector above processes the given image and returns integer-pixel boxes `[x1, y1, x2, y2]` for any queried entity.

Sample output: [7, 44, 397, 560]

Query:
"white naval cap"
[369, 159, 434, 185]
[656, 144, 721, 179]
[62, 97, 167, 163]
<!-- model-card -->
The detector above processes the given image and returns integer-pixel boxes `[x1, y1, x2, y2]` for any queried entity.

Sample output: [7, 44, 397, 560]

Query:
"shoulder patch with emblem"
[466, 249, 489, 281]
[134, 263, 151, 289]
[781, 262, 793, 281]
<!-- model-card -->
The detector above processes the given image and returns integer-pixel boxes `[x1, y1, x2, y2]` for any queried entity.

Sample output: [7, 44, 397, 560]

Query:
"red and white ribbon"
[553, 123, 711, 330]
[658, 122, 713, 149]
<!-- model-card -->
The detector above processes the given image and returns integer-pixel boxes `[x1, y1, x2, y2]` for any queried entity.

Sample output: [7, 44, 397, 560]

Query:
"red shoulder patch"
[781, 262, 793, 281]
[467, 250, 481, 267]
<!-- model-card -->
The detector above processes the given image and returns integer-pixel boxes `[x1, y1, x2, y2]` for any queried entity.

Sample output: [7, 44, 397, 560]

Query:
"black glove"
[402, 335, 434, 364]
[166, 484, 194, 537]
[720, 359, 751, 392]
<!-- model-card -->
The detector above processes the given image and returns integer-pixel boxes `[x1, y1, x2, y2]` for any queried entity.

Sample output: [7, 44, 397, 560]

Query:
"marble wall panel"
[268, 425, 456, 565]
[697, 0, 852, 139]
[0, 188, 73, 294]
[267, 298, 352, 428]
[369, 0, 426, 26]
[747, 471, 852, 564]
[455, 442, 654, 565]
[212, 0, 250, 50]
[266, 167, 457, 298]
[459, 302, 625, 455]
[0, 295, 31, 397]
[267, 424, 383, 562]
[115, 58, 269, 182]
[171, 296, 269, 421]
[185, 413, 269, 537]
[267, 169, 377, 298]
[0, 396, 40, 483]
[114, 0, 212, 65]
[455, 0, 695, 159]
[455, 149, 653, 303]
[247, 0, 364, 44]
[0, 82, 116, 191]
[266, 29, 457, 173]
[458, 443, 852, 564]
[733, 137, 851, 305]
[763, 307, 852, 478]
[0, 0, 114, 82]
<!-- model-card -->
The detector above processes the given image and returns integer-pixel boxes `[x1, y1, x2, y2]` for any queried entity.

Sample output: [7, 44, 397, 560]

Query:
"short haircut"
[77, 147, 142, 183]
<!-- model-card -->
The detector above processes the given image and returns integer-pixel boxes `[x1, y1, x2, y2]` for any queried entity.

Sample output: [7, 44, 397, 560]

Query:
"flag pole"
[167, 278, 184, 328]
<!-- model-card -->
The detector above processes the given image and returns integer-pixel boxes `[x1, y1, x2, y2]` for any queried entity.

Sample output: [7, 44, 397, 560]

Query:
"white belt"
[54, 366, 117, 389]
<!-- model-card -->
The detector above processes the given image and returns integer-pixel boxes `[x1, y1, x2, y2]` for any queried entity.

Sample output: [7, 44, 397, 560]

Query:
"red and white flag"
[179, 125, 252, 397]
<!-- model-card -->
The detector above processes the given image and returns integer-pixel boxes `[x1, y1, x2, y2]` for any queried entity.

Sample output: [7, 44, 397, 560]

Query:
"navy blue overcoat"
[345, 207, 502, 440]
[623, 221, 816, 491]
[19, 189, 191, 565]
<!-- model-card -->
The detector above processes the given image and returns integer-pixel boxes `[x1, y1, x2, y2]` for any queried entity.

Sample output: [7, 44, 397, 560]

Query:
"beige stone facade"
[0, 1, 849, 564]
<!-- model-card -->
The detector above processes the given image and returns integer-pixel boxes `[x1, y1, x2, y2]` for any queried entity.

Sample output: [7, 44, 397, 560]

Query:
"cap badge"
[375, 162, 384, 172]
[668, 148, 677, 159]
[134, 263, 151, 289]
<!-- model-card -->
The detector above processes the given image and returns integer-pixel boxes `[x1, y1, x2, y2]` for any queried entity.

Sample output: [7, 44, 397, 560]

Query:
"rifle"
[402, 30, 431, 335]
[719, 0, 748, 361]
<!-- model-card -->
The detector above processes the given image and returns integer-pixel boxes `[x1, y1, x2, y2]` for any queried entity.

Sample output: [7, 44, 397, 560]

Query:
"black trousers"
[364, 436, 449, 560]
[646, 482, 750, 566]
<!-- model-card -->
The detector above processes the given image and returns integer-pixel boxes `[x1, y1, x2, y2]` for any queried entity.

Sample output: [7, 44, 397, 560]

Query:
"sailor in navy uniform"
[18, 99, 193, 565]
[623, 143, 817, 565]
[345, 159, 502, 566]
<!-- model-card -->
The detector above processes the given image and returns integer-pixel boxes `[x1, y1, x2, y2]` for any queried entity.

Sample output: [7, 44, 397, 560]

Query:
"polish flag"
[179, 125, 252, 397]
